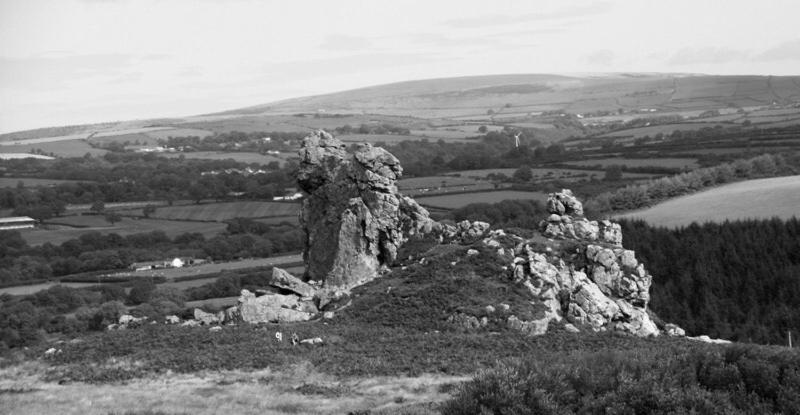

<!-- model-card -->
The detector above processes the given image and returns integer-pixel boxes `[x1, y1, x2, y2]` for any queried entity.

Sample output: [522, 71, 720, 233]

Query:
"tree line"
[621, 218, 800, 345]
[586, 153, 797, 214]
[0, 153, 297, 220]
[0, 219, 303, 285]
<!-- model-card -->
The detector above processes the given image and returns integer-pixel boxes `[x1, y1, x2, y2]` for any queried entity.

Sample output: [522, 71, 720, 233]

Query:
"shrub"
[127, 279, 156, 305]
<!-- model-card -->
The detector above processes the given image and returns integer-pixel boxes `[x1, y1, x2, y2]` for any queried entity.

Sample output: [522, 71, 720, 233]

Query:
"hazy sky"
[1, 0, 799, 133]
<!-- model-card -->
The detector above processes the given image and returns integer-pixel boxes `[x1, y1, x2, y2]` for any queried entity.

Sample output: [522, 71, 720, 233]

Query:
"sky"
[1, 0, 799, 133]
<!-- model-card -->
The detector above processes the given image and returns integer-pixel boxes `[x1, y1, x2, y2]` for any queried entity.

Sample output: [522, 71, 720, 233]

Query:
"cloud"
[319, 34, 374, 51]
[585, 50, 615, 66]
[755, 39, 800, 61]
[667, 47, 748, 65]
[0, 53, 138, 90]
[261, 52, 447, 82]
[445, 2, 612, 28]
[107, 72, 143, 84]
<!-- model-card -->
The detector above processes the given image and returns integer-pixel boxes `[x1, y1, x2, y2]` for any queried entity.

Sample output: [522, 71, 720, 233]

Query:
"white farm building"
[0, 216, 37, 230]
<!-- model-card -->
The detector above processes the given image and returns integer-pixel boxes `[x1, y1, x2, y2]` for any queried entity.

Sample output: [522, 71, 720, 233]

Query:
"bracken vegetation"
[442, 344, 800, 414]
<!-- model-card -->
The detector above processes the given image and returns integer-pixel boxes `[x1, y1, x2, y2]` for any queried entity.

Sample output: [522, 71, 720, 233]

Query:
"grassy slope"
[122, 201, 300, 221]
[617, 175, 800, 227]
[42, 241, 711, 384]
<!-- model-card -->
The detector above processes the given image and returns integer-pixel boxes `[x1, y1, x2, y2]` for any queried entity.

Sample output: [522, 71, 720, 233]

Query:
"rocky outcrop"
[298, 130, 434, 289]
[271, 267, 316, 298]
[236, 289, 316, 324]
[508, 190, 662, 337]
[541, 190, 622, 246]
[440, 220, 491, 244]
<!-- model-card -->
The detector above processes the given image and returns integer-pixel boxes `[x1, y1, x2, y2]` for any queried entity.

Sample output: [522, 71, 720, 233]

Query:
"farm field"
[23, 217, 227, 246]
[397, 175, 481, 190]
[416, 190, 548, 209]
[125, 201, 300, 221]
[563, 157, 699, 170]
[600, 122, 726, 138]
[90, 133, 159, 146]
[131, 254, 303, 284]
[0, 282, 99, 296]
[616, 175, 800, 228]
[0, 254, 303, 296]
[144, 128, 214, 140]
[253, 216, 299, 225]
[0, 178, 88, 187]
[0, 139, 107, 157]
[162, 151, 286, 164]
[450, 167, 654, 182]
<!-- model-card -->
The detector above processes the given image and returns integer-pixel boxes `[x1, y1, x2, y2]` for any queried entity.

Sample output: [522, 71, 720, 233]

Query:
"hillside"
[616, 175, 800, 227]
[232, 73, 800, 117]
[4, 73, 800, 156]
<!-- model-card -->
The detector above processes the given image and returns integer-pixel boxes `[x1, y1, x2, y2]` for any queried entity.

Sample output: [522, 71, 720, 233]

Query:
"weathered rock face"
[509, 190, 660, 337]
[271, 267, 316, 298]
[541, 189, 622, 247]
[298, 130, 434, 289]
[236, 289, 316, 324]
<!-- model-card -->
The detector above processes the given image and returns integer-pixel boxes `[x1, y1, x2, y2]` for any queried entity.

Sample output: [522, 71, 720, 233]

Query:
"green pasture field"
[161, 151, 286, 164]
[126, 254, 303, 283]
[125, 201, 300, 221]
[563, 157, 699, 170]
[90, 133, 159, 146]
[397, 175, 482, 190]
[179, 115, 311, 134]
[416, 190, 548, 209]
[253, 216, 299, 225]
[408, 128, 479, 140]
[449, 168, 656, 181]
[600, 122, 726, 138]
[144, 128, 214, 140]
[616, 175, 800, 228]
[452, 168, 596, 179]
[23, 217, 227, 246]
[0, 178, 88, 187]
[0, 139, 107, 157]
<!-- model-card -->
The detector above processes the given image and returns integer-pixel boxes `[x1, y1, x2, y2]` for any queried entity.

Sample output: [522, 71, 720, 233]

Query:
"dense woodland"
[621, 218, 800, 345]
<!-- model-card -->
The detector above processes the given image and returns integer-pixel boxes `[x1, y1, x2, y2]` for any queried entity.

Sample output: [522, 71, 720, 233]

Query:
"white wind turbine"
[514, 132, 521, 148]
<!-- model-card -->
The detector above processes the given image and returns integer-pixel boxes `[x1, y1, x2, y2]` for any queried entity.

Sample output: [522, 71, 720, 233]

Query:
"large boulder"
[236, 290, 314, 324]
[298, 130, 434, 290]
[270, 267, 316, 297]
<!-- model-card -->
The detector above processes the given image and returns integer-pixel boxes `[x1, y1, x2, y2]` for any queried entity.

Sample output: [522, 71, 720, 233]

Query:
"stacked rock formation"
[297, 130, 434, 289]
[509, 190, 659, 336]
[540, 189, 622, 246]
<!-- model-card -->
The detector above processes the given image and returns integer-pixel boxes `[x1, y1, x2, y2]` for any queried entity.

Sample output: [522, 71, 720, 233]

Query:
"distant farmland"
[161, 151, 286, 165]
[0, 178, 89, 187]
[416, 190, 547, 209]
[128, 201, 300, 221]
[563, 157, 699, 170]
[616, 175, 800, 228]
[23, 217, 227, 246]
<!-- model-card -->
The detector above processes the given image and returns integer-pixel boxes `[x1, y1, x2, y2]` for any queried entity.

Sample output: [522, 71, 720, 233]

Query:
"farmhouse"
[0, 216, 37, 230]
[130, 257, 203, 272]
[273, 192, 303, 201]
